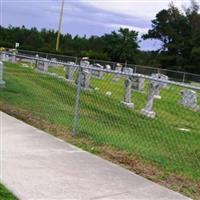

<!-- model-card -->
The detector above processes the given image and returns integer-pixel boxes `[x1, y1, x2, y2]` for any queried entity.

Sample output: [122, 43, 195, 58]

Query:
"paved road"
[0, 112, 191, 200]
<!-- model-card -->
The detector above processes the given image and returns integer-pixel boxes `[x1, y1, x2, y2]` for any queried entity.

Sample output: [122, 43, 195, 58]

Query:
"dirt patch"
[0, 101, 199, 199]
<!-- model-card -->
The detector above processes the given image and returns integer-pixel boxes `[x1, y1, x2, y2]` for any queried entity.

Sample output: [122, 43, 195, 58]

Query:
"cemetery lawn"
[0, 62, 200, 199]
[0, 183, 18, 200]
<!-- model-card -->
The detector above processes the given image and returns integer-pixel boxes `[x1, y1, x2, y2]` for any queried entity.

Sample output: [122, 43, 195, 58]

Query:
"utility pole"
[56, 0, 65, 51]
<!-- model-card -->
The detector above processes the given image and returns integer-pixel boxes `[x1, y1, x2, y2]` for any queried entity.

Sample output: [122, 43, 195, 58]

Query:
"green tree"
[103, 28, 139, 63]
[143, 0, 200, 73]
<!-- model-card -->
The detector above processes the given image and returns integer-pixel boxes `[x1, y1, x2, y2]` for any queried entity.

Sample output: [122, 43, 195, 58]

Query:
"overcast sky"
[1, 0, 192, 50]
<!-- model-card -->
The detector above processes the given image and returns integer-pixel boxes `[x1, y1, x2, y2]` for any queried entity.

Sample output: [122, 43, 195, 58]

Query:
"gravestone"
[76, 59, 91, 89]
[140, 74, 168, 118]
[113, 63, 122, 81]
[11, 52, 16, 63]
[121, 77, 134, 108]
[179, 89, 200, 111]
[5, 55, 9, 61]
[132, 77, 145, 91]
[153, 73, 168, 99]
[123, 67, 133, 77]
[50, 58, 59, 67]
[0, 61, 5, 88]
[37, 58, 49, 72]
[43, 59, 49, 72]
[80, 59, 90, 68]
[91, 63, 104, 78]
[37, 60, 44, 71]
[105, 64, 111, 70]
[0, 52, 6, 61]
[80, 69, 91, 89]
[65, 62, 76, 81]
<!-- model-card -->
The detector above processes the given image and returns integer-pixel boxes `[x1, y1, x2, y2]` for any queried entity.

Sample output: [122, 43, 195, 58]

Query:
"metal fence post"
[72, 65, 82, 136]
[182, 73, 186, 83]
[76, 57, 79, 65]
[35, 54, 39, 69]
[112, 62, 115, 70]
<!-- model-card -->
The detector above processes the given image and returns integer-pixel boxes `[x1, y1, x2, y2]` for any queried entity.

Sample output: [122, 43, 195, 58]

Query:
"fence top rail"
[17, 49, 77, 60]
[134, 64, 200, 77]
[7, 52, 79, 66]
[3, 52, 200, 91]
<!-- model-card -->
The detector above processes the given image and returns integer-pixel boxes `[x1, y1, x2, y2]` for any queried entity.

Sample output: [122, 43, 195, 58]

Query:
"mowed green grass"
[0, 183, 18, 200]
[1, 62, 200, 182]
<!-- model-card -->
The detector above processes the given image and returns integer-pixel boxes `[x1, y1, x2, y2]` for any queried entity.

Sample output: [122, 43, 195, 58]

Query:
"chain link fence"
[14, 49, 200, 83]
[0, 51, 200, 198]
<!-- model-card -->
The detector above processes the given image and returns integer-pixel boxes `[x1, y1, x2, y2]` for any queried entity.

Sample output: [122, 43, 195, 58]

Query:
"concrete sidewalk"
[0, 111, 190, 200]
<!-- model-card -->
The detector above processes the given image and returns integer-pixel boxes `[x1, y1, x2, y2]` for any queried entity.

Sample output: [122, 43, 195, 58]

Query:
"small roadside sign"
[15, 43, 20, 48]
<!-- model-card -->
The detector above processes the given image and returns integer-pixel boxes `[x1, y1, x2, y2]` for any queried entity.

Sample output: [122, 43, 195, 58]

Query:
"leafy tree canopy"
[103, 28, 139, 63]
[143, 0, 200, 73]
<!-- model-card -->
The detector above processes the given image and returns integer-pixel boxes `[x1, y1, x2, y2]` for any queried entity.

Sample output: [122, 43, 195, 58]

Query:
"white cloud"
[108, 23, 149, 35]
[86, 0, 191, 20]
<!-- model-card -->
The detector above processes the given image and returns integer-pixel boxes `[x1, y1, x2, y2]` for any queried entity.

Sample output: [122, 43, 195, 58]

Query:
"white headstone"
[79, 69, 91, 89]
[5, 55, 9, 61]
[37, 58, 49, 72]
[80, 60, 90, 68]
[11, 52, 16, 63]
[65, 62, 75, 81]
[140, 74, 168, 118]
[179, 89, 200, 111]
[113, 64, 122, 81]
[121, 77, 134, 109]
[91, 63, 104, 78]
[152, 73, 168, 99]
[50, 58, 59, 67]
[132, 77, 145, 91]
[76, 59, 91, 89]
[0, 52, 6, 61]
[123, 67, 133, 77]
[105, 64, 111, 70]
[0, 61, 5, 88]
[43, 58, 49, 72]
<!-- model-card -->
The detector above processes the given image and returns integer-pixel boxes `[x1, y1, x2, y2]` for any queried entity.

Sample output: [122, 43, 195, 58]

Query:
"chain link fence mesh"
[16, 49, 200, 83]
[0, 51, 200, 198]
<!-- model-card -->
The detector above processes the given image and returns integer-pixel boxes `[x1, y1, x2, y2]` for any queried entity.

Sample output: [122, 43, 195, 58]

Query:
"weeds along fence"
[1, 51, 200, 193]
[15, 49, 200, 84]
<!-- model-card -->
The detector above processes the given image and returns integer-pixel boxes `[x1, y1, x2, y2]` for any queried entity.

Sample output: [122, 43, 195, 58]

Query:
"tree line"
[0, 0, 199, 74]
